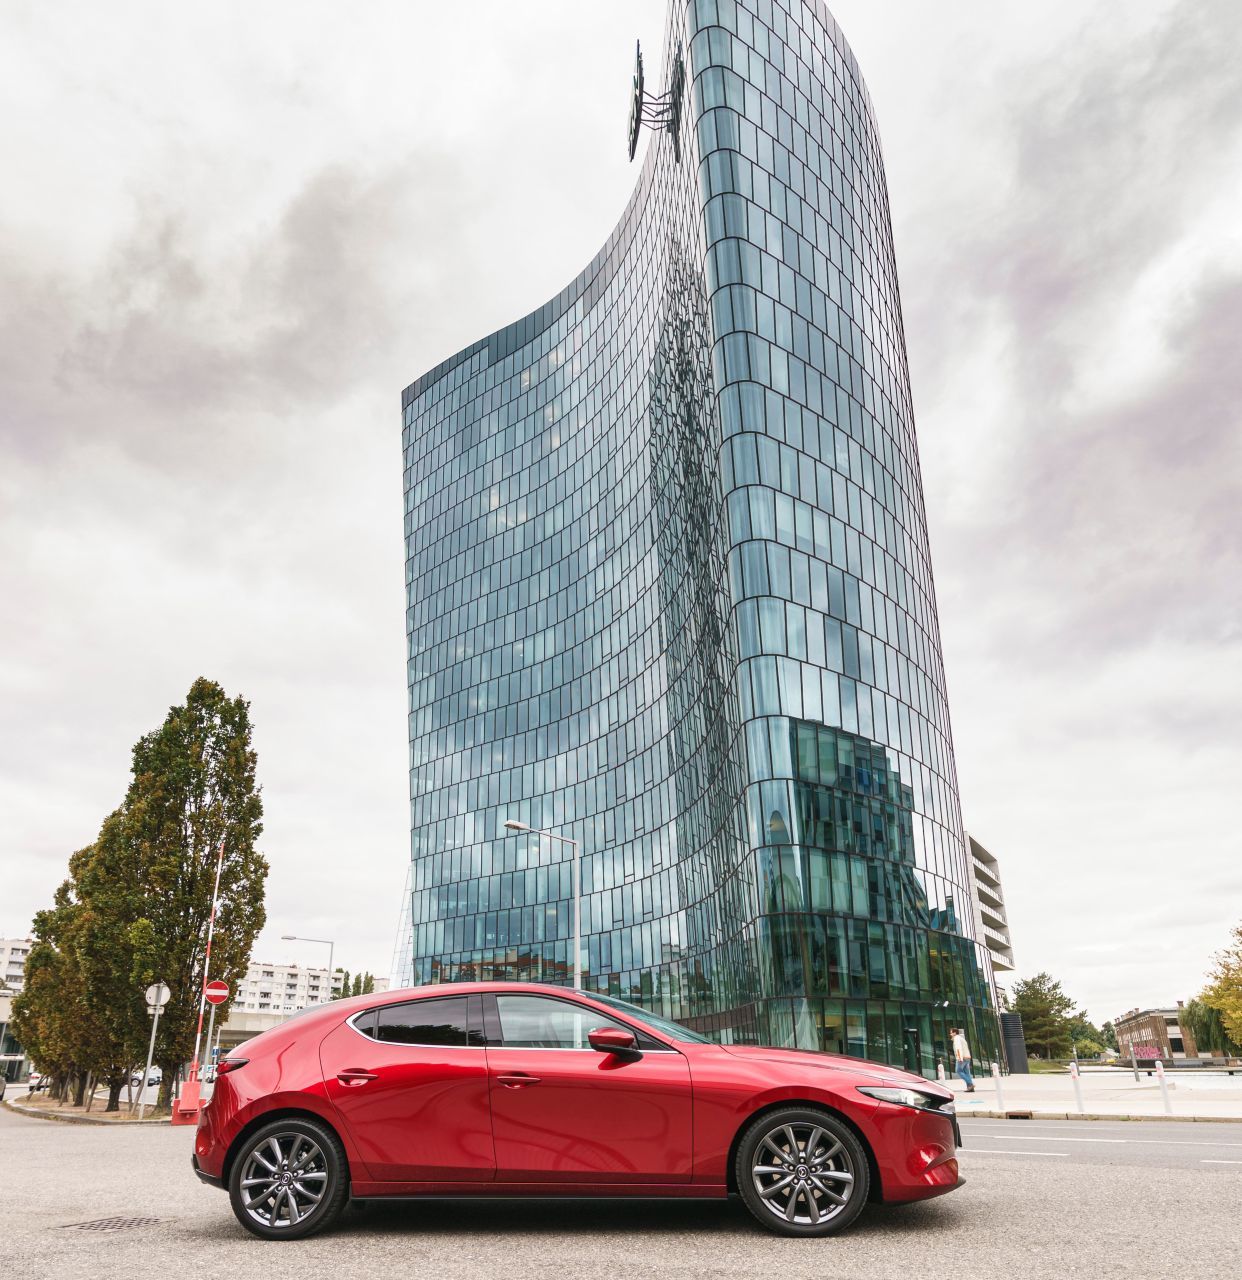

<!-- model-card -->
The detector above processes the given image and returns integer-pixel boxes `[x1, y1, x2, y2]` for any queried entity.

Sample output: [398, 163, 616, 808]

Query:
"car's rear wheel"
[735, 1107, 869, 1237]
[227, 1117, 349, 1240]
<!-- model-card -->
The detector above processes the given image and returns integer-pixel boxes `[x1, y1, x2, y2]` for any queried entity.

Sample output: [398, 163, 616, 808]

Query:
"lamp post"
[281, 934, 336, 1001]
[504, 820, 581, 990]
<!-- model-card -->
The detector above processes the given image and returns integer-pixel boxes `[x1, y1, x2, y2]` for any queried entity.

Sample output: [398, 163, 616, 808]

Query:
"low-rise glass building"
[398, 0, 998, 1074]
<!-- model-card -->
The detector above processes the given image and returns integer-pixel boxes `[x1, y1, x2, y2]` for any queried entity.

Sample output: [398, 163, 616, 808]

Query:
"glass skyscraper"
[399, 0, 998, 1075]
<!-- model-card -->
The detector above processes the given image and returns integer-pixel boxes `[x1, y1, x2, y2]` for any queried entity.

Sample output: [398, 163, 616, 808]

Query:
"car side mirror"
[588, 1026, 638, 1056]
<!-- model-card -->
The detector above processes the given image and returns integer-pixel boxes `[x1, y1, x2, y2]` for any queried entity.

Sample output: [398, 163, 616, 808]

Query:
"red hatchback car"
[193, 982, 962, 1239]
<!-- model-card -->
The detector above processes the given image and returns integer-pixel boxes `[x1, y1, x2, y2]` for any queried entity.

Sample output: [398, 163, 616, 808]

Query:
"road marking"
[1201, 1160, 1242, 1165]
[968, 1130, 1242, 1150]
[962, 1149, 1067, 1157]
[984, 1135, 1126, 1144]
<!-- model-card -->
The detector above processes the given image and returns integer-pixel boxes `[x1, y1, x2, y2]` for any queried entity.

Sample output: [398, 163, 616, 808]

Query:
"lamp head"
[504, 820, 528, 832]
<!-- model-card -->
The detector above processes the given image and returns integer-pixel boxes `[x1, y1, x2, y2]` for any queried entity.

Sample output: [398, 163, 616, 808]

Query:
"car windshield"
[584, 993, 712, 1044]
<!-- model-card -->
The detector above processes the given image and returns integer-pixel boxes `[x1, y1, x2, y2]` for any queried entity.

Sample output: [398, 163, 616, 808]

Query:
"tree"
[115, 678, 269, 1105]
[1011, 972, 1078, 1059]
[1182, 996, 1241, 1057]
[1100, 1020, 1118, 1051]
[1203, 926, 1242, 1049]
[337, 970, 350, 1001]
[361, 973, 375, 995]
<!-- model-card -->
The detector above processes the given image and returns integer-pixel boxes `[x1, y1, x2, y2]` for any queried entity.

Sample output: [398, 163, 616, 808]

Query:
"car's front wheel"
[735, 1107, 870, 1237]
[227, 1117, 349, 1240]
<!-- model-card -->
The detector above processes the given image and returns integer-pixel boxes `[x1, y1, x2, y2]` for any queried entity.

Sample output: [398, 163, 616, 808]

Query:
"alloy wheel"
[749, 1120, 857, 1227]
[238, 1131, 329, 1230]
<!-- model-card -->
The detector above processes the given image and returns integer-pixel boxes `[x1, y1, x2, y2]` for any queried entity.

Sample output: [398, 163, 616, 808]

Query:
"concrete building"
[965, 837, 1015, 974]
[1114, 1004, 1199, 1060]
[1, 937, 33, 992]
[1, 989, 31, 1081]
[217, 964, 389, 1055]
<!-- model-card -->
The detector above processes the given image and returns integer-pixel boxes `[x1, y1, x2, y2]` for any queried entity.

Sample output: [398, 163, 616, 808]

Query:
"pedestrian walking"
[951, 1027, 975, 1092]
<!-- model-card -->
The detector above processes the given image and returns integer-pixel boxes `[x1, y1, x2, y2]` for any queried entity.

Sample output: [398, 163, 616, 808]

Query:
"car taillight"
[216, 1058, 248, 1076]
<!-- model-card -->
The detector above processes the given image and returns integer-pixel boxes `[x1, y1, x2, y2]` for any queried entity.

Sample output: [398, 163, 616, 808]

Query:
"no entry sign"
[204, 980, 230, 1006]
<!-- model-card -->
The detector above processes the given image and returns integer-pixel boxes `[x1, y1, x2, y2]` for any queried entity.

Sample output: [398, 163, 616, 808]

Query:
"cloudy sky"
[2, 1, 1239, 1023]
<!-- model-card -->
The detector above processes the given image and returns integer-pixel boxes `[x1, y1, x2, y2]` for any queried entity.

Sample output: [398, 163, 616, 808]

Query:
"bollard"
[992, 1061, 1005, 1112]
[1069, 1058, 1085, 1114]
[937, 1060, 946, 1082]
[1131, 1045, 1140, 1083]
[1155, 1059, 1172, 1115]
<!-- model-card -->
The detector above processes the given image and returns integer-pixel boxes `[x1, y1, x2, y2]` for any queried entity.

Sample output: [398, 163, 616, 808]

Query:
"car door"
[484, 992, 693, 1184]
[320, 993, 494, 1182]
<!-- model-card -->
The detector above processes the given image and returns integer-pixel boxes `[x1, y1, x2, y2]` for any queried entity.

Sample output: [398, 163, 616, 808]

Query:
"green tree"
[64, 813, 162, 1109]
[1011, 972, 1077, 1059]
[361, 973, 375, 995]
[337, 969, 350, 1001]
[1100, 1020, 1118, 1051]
[1202, 927, 1242, 1050]
[1182, 996, 1241, 1057]
[115, 678, 269, 1105]
[10, 929, 80, 1100]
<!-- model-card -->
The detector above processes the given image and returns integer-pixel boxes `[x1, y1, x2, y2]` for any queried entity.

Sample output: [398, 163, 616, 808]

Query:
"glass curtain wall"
[399, 0, 999, 1073]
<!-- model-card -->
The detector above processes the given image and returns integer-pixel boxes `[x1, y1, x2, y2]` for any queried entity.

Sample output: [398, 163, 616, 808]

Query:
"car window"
[366, 996, 481, 1047]
[493, 994, 664, 1050]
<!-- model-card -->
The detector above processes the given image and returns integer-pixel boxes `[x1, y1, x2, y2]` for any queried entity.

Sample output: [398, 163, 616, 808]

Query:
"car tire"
[227, 1117, 349, 1240]
[735, 1107, 870, 1238]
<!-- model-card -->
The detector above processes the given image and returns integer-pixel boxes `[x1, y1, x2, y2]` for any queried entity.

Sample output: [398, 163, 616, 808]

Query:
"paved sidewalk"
[945, 1068, 1242, 1120]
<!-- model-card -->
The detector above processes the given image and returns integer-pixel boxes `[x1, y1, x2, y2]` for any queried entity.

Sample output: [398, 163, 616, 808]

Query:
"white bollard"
[1069, 1058, 1085, 1114]
[1155, 1059, 1173, 1115]
[937, 1060, 946, 1082]
[992, 1061, 1005, 1112]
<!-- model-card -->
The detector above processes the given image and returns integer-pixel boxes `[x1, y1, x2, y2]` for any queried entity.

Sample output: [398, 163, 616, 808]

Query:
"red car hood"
[719, 1045, 948, 1093]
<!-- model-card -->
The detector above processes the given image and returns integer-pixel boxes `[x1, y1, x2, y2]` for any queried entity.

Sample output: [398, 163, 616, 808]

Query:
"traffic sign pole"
[199, 980, 230, 1082]
[201, 1004, 218, 1081]
[135, 982, 170, 1120]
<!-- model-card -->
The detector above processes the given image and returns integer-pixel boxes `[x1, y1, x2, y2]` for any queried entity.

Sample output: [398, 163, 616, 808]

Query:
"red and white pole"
[189, 838, 226, 1081]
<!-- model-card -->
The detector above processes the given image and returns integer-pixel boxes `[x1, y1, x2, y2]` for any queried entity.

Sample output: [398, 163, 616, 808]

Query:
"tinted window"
[369, 997, 477, 1047]
[494, 995, 663, 1050]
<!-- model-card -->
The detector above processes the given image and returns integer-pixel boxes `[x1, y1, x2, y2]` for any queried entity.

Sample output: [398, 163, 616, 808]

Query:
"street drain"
[61, 1216, 164, 1232]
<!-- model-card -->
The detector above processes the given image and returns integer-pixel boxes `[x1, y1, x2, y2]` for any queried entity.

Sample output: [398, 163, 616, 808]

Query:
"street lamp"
[281, 934, 336, 1002]
[504, 819, 581, 990]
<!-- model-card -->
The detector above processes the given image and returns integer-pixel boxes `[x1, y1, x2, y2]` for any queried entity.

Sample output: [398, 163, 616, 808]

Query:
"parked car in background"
[26, 1071, 45, 1093]
[132, 1068, 162, 1088]
[0, 1075, 6, 1101]
[193, 982, 961, 1241]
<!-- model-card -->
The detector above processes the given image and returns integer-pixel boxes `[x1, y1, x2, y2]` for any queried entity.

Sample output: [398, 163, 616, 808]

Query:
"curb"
[958, 1110, 1242, 1124]
[2, 1098, 169, 1126]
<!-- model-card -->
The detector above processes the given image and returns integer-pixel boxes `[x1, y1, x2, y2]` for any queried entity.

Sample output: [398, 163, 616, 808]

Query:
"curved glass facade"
[399, 0, 998, 1074]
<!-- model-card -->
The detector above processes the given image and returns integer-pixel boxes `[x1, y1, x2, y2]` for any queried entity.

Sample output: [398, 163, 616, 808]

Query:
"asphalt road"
[2, 1102, 1236, 1280]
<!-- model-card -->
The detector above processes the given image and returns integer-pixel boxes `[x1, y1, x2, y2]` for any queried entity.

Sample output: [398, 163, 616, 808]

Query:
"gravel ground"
[3, 1101, 1236, 1279]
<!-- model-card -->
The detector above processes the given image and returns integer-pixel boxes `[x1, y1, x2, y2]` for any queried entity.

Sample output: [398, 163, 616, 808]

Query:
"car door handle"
[497, 1073, 541, 1088]
[336, 1069, 378, 1086]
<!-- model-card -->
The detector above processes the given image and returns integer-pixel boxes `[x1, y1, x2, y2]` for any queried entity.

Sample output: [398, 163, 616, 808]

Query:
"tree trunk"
[106, 1074, 126, 1113]
[73, 1072, 88, 1107]
[157, 1063, 175, 1110]
[84, 1072, 95, 1112]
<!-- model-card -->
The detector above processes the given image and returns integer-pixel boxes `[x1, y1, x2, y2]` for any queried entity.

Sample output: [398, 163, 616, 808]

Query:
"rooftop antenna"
[628, 40, 686, 163]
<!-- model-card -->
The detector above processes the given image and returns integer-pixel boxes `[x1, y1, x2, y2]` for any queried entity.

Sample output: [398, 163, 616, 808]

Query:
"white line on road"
[962, 1149, 1068, 1157]
[968, 1131, 1242, 1150]
[977, 1135, 1126, 1144]
[1200, 1160, 1242, 1165]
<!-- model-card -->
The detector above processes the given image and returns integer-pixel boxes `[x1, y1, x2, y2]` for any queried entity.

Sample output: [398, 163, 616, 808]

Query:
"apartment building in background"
[1, 937, 33, 992]
[965, 836, 1015, 975]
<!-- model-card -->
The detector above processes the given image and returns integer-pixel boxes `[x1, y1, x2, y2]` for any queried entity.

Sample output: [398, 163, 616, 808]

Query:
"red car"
[193, 982, 962, 1239]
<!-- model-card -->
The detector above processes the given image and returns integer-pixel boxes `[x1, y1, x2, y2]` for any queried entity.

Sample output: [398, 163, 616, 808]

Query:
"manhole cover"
[61, 1216, 164, 1232]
